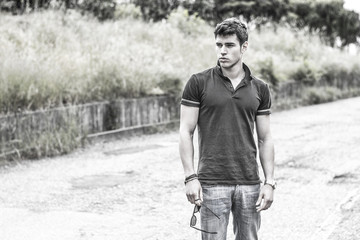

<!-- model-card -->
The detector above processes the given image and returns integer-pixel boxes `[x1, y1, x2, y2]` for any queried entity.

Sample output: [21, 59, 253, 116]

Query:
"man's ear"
[241, 41, 248, 53]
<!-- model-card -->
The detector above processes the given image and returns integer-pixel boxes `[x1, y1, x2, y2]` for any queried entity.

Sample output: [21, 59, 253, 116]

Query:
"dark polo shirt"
[181, 63, 271, 185]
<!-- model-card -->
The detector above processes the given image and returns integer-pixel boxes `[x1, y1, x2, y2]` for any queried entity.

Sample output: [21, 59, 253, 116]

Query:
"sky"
[343, 0, 360, 14]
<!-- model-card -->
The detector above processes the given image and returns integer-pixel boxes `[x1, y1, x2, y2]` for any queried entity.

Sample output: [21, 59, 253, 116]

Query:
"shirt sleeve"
[257, 83, 272, 115]
[181, 74, 201, 108]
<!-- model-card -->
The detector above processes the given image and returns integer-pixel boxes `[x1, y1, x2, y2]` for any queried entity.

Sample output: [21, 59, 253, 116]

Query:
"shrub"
[257, 57, 279, 86]
[167, 7, 207, 36]
[157, 74, 183, 96]
[305, 86, 341, 105]
[78, 0, 116, 21]
[291, 61, 317, 85]
[0, 9, 359, 115]
[321, 63, 352, 85]
[349, 64, 360, 87]
[133, 0, 180, 22]
[114, 3, 142, 20]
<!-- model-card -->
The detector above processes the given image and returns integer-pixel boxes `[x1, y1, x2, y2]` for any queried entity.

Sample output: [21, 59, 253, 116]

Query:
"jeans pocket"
[242, 185, 260, 210]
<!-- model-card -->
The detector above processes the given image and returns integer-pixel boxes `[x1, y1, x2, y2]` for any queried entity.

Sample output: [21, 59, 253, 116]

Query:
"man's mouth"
[219, 58, 229, 61]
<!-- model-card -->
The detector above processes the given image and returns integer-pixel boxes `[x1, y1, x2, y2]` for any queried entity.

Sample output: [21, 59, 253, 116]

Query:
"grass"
[1, 117, 84, 160]
[0, 6, 359, 115]
[0, 5, 359, 160]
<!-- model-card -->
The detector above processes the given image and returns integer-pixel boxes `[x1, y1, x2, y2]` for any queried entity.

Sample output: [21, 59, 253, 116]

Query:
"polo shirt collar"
[215, 61, 254, 82]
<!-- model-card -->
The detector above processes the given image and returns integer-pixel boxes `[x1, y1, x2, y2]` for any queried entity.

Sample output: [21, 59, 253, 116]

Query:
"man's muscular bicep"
[180, 105, 199, 134]
[255, 114, 271, 141]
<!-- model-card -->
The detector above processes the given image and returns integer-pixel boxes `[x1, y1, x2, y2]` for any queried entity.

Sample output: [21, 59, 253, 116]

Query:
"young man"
[179, 18, 275, 240]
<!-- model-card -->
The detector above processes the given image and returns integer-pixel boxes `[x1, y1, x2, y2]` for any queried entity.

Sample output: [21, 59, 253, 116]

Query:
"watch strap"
[264, 180, 276, 189]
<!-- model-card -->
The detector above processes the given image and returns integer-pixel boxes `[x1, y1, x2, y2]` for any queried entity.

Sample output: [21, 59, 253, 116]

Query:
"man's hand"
[256, 184, 274, 212]
[186, 179, 203, 206]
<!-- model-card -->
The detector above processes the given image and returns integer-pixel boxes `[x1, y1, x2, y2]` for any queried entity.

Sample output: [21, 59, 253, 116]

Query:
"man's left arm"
[255, 114, 275, 212]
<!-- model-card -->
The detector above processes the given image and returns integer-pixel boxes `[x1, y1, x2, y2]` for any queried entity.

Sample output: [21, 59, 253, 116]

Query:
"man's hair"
[214, 17, 248, 45]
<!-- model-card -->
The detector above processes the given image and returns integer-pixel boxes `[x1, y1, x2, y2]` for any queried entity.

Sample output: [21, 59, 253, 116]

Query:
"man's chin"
[220, 62, 232, 69]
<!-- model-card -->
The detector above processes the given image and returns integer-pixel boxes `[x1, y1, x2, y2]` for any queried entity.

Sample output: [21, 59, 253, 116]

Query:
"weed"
[0, 10, 359, 115]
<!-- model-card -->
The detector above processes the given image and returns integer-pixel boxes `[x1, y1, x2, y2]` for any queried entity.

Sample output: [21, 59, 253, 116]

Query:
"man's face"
[215, 34, 247, 69]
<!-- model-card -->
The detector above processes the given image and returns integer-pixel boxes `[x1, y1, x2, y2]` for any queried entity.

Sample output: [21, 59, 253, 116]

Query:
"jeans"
[200, 184, 261, 240]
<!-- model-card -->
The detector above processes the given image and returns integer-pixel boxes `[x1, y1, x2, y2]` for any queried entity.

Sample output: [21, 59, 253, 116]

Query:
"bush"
[321, 63, 350, 85]
[78, 0, 116, 21]
[157, 74, 183, 96]
[1, 9, 359, 115]
[349, 64, 360, 87]
[114, 3, 142, 20]
[291, 61, 317, 85]
[0, 10, 215, 114]
[167, 7, 207, 36]
[305, 86, 341, 105]
[133, 0, 180, 21]
[257, 57, 279, 86]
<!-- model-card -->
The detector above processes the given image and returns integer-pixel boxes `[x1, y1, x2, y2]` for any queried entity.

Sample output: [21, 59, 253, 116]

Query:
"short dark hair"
[214, 18, 248, 45]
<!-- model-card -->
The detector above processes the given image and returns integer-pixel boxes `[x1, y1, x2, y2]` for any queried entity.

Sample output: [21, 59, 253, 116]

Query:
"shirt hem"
[199, 179, 261, 185]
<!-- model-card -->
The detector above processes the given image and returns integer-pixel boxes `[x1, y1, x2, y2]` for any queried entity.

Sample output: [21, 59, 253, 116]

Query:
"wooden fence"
[0, 77, 360, 159]
[0, 96, 180, 158]
[272, 77, 360, 110]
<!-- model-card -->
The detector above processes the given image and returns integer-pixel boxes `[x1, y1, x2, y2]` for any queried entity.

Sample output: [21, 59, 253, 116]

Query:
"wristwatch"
[264, 180, 277, 190]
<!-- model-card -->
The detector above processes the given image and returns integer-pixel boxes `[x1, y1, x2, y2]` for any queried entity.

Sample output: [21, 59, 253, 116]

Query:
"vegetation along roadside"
[0, 0, 359, 160]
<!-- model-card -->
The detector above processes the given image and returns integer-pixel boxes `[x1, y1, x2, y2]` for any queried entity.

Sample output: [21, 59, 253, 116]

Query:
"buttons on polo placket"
[231, 81, 247, 99]
[230, 85, 238, 98]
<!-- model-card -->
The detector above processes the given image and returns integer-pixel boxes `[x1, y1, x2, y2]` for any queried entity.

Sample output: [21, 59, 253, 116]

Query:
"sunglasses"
[190, 203, 220, 234]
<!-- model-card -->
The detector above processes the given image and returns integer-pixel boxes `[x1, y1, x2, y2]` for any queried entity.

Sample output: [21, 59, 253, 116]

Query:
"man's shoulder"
[192, 66, 217, 80]
[244, 63, 269, 87]
[251, 75, 269, 87]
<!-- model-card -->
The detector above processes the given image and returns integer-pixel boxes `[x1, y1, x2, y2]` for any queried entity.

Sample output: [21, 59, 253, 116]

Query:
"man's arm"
[255, 114, 275, 212]
[179, 105, 202, 205]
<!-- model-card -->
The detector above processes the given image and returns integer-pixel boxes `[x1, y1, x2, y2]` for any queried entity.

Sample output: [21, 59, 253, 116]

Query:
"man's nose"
[220, 46, 227, 55]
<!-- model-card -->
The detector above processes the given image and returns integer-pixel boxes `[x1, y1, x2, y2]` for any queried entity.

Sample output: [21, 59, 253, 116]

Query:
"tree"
[290, 0, 360, 47]
[132, 0, 180, 21]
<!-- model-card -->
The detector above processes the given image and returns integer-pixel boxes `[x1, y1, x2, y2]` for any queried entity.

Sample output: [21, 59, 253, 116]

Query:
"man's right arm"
[179, 104, 202, 205]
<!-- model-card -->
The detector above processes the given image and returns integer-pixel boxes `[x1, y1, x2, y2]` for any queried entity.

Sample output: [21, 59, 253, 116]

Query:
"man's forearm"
[258, 137, 275, 181]
[179, 131, 196, 176]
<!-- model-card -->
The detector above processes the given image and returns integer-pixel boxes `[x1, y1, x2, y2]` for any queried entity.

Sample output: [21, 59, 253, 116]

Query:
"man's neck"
[221, 61, 245, 81]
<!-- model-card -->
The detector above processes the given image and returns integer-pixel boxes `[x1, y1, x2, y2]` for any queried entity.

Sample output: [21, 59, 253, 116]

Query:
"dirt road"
[0, 97, 360, 240]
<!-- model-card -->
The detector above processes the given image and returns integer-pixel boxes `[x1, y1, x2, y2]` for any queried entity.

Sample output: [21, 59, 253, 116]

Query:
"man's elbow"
[179, 125, 195, 139]
[258, 133, 273, 146]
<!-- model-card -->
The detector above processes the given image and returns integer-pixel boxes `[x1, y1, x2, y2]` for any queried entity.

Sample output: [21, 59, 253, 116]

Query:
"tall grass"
[1, 117, 84, 160]
[0, 7, 359, 114]
[0, 8, 214, 114]
[247, 26, 360, 85]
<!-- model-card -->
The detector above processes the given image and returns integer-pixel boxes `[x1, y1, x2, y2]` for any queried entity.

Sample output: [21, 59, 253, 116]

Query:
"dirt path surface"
[1, 97, 360, 240]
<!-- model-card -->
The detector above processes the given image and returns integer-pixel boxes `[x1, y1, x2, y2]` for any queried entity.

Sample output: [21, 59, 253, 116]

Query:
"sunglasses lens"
[194, 205, 201, 213]
[190, 215, 197, 226]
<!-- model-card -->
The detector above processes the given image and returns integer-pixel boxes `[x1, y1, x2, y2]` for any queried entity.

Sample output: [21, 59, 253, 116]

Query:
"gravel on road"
[1, 97, 360, 240]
